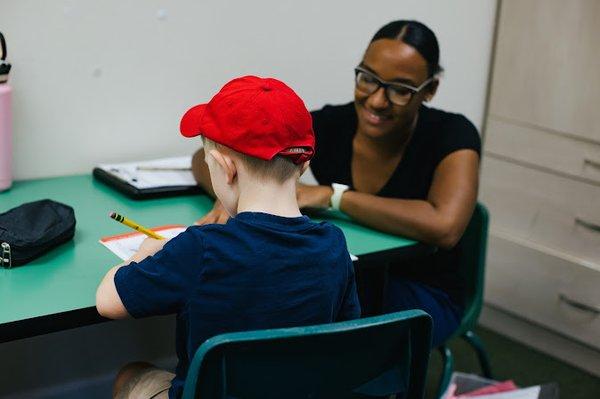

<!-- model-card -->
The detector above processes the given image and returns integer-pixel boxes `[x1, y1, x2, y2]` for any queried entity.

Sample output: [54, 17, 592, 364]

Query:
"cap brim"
[180, 103, 207, 137]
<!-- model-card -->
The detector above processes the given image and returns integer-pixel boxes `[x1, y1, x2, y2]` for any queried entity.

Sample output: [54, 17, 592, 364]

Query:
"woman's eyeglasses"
[354, 66, 434, 106]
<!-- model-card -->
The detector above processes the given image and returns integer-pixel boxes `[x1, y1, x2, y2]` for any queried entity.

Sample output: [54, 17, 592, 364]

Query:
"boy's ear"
[208, 149, 237, 184]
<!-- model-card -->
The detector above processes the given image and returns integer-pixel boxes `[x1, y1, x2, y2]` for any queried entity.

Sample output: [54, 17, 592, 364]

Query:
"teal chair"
[182, 310, 432, 399]
[436, 203, 492, 397]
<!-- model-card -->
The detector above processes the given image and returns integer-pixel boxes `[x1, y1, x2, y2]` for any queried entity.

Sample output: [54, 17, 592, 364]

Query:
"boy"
[96, 76, 360, 399]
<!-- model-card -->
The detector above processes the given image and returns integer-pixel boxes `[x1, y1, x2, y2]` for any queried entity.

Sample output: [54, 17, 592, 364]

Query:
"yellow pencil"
[109, 211, 165, 239]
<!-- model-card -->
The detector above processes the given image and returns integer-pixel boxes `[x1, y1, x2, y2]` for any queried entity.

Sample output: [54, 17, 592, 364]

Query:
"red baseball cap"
[180, 76, 315, 164]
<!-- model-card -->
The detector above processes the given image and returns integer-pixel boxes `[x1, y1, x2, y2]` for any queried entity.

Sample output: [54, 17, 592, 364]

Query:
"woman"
[192, 20, 480, 347]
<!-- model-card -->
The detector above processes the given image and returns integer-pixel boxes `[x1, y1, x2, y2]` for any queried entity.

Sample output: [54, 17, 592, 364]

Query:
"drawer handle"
[574, 217, 600, 233]
[558, 293, 600, 315]
[584, 158, 600, 170]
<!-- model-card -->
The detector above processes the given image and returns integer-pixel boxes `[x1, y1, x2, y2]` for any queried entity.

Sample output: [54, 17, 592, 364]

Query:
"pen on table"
[136, 166, 192, 171]
[108, 211, 165, 239]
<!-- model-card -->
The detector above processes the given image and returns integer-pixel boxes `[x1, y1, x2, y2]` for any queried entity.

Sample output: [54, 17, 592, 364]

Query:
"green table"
[0, 175, 423, 342]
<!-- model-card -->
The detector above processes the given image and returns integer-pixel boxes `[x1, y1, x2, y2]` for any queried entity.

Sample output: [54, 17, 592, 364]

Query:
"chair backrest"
[456, 202, 490, 332]
[182, 310, 432, 399]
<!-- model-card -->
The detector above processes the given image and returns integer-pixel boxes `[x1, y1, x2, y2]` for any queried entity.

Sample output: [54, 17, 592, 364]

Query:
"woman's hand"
[195, 200, 230, 225]
[296, 184, 334, 209]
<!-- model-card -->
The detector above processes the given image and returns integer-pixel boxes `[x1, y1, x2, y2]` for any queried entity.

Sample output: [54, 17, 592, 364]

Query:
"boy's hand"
[137, 237, 168, 257]
[297, 184, 334, 209]
[195, 200, 230, 225]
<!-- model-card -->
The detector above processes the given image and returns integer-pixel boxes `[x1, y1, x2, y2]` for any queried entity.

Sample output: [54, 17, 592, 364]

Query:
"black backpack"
[0, 199, 76, 268]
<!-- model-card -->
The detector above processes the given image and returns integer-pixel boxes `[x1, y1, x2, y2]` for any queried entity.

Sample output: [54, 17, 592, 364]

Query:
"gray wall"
[0, 0, 497, 180]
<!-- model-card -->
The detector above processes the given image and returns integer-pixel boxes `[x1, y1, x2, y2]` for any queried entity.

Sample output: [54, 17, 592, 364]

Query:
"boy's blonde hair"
[203, 138, 302, 183]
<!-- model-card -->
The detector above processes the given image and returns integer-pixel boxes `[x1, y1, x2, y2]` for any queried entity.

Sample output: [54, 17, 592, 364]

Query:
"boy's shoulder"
[177, 213, 343, 234]
[188, 214, 346, 248]
[231, 212, 344, 234]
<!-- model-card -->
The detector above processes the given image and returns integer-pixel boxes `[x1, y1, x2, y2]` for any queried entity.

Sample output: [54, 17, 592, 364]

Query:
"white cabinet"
[485, 117, 600, 185]
[485, 233, 600, 349]
[489, 0, 600, 143]
[481, 0, 600, 350]
[481, 157, 600, 265]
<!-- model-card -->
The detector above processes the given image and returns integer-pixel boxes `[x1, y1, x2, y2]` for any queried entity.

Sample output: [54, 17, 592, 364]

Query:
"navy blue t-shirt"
[114, 212, 360, 398]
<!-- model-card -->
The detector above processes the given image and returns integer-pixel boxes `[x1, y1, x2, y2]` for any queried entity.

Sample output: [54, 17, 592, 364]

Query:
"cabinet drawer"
[485, 117, 600, 184]
[485, 233, 600, 349]
[480, 157, 600, 264]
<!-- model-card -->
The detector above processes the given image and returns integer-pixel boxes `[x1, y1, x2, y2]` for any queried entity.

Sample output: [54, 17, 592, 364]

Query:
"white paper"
[100, 226, 187, 260]
[460, 386, 541, 399]
[97, 156, 196, 189]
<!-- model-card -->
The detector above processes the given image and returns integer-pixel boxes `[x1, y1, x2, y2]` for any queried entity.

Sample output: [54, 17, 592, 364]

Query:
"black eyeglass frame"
[354, 66, 435, 106]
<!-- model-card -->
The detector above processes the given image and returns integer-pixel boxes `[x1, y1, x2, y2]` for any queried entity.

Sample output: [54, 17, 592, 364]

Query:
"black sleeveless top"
[310, 102, 481, 304]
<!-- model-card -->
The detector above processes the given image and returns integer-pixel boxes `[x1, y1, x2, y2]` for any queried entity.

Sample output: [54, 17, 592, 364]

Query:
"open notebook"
[100, 225, 358, 262]
[93, 156, 202, 199]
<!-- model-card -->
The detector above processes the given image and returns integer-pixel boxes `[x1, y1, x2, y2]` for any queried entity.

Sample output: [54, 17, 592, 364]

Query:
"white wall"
[0, 0, 497, 180]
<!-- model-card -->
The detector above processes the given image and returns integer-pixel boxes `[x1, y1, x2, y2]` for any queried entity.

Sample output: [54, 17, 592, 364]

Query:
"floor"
[424, 326, 600, 399]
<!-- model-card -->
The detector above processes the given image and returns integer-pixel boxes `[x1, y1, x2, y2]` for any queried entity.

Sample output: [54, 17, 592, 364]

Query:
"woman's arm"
[191, 148, 215, 198]
[339, 149, 479, 249]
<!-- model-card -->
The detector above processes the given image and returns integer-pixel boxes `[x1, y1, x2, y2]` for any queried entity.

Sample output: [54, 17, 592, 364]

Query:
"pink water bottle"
[0, 32, 12, 192]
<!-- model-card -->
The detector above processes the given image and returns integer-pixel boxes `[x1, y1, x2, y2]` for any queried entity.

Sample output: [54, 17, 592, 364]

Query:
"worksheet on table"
[100, 225, 186, 260]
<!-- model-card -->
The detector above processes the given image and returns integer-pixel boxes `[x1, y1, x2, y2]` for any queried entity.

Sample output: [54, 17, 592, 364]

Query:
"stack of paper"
[97, 156, 196, 190]
[443, 373, 559, 399]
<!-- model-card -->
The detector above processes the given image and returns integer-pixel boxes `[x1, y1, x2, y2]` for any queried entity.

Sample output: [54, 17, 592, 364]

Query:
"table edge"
[1, 242, 432, 343]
